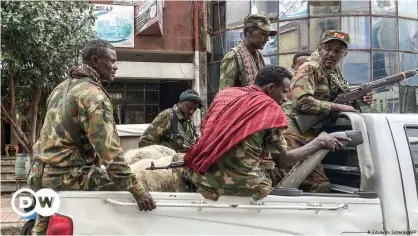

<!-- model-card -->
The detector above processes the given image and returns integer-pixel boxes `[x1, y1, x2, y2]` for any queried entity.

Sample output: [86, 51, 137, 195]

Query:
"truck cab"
[45, 113, 418, 235]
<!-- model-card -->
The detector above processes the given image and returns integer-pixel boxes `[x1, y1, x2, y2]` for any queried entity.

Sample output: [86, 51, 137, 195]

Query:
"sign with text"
[93, 4, 135, 48]
[135, 0, 163, 36]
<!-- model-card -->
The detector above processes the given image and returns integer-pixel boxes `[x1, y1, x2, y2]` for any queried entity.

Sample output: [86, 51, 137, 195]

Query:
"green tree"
[1, 1, 97, 156]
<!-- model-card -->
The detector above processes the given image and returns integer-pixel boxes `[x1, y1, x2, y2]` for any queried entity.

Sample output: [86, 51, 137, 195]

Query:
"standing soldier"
[274, 30, 373, 192]
[28, 39, 156, 235]
[219, 14, 277, 90]
[138, 89, 204, 192]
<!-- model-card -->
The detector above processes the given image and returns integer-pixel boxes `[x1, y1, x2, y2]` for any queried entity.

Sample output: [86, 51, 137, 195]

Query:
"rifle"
[294, 68, 418, 133]
[145, 161, 185, 170]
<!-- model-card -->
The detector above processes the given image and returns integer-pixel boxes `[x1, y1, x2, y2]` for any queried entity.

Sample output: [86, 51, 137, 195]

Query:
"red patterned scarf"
[184, 85, 288, 172]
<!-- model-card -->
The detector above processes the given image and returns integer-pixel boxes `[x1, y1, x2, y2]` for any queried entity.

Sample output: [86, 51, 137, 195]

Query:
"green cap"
[244, 14, 277, 36]
[179, 89, 204, 108]
[321, 30, 350, 47]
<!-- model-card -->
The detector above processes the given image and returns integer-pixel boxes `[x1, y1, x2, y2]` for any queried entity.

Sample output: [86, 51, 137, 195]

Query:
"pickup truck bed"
[48, 113, 418, 235]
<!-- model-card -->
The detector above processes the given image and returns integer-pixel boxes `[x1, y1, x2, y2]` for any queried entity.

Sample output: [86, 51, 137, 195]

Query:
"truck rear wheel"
[20, 219, 35, 235]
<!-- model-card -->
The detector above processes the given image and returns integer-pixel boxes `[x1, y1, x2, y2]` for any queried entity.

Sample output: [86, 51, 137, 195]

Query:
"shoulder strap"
[61, 78, 93, 159]
[170, 108, 179, 152]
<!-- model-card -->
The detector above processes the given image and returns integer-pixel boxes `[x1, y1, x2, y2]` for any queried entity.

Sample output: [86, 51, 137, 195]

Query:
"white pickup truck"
[30, 113, 418, 235]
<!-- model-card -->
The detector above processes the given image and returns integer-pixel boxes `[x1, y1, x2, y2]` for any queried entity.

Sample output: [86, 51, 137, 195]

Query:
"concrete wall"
[115, 61, 195, 79]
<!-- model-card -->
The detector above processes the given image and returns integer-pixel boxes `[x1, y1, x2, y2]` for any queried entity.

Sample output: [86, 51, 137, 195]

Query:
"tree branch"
[1, 102, 31, 154]
[27, 87, 41, 147]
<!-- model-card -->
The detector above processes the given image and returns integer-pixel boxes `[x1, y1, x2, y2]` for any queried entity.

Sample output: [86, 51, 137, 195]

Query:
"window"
[400, 53, 418, 86]
[213, 2, 225, 32]
[342, 17, 371, 49]
[342, 52, 371, 84]
[213, 33, 225, 62]
[341, 1, 370, 15]
[279, 0, 308, 20]
[207, 62, 220, 106]
[251, 0, 277, 18]
[371, 0, 396, 16]
[372, 51, 399, 80]
[386, 98, 399, 112]
[264, 55, 278, 65]
[107, 82, 160, 124]
[405, 127, 418, 196]
[372, 17, 398, 50]
[261, 22, 278, 56]
[309, 17, 340, 50]
[225, 29, 244, 52]
[398, 0, 418, 19]
[207, 1, 213, 33]
[226, 1, 250, 27]
[309, 1, 340, 16]
[278, 20, 309, 53]
[278, 54, 295, 69]
[399, 19, 418, 52]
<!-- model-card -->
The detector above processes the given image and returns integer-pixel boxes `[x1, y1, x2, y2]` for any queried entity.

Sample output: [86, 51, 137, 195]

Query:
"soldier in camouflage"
[218, 14, 277, 90]
[138, 89, 203, 192]
[183, 65, 351, 201]
[282, 52, 311, 114]
[138, 89, 203, 153]
[272, 30, 373, 192]
[28, 40, 156, 235]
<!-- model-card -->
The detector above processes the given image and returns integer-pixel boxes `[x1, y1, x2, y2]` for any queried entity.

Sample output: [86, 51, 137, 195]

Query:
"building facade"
[207, 0, 418, 113]
[93, 0, 207, 125]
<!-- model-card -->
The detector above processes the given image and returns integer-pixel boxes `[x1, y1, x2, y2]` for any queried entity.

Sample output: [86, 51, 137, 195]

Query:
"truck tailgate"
[55, 191, 383, 235]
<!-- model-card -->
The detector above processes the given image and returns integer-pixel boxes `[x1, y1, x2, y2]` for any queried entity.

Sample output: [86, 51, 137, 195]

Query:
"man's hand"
[332, 103, 359, 113]
[134, 192, 157, 211]
[362, 92, 373, 105]
[315, 132, 351, 152]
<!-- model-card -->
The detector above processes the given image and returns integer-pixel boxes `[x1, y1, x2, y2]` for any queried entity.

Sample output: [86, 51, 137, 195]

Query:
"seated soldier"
[138, 89, 204, 192]
[182, 65, 350, 201]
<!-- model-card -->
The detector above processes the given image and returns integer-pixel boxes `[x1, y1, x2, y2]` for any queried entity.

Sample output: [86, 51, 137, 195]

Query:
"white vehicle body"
[50, 113, 418, 235]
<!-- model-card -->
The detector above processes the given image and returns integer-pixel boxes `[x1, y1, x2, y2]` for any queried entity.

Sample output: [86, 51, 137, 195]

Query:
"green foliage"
[1, 1, 97, 127]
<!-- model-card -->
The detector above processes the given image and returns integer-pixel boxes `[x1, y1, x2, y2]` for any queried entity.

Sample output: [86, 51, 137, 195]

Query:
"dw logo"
[11, 188, 60, 217]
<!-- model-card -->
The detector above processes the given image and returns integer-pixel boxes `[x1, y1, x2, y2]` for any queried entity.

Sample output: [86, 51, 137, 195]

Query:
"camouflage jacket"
[218, 43, 265, 90]
[33, 77, 144, 194]
[138, 104, 199, 153]
[289, 52, 367, 117]
[186, 128, 287, 201]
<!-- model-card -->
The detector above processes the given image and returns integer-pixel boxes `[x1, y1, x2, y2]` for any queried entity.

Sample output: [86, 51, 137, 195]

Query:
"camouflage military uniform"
[138, 104, 200, 192]
[28, 65, 145, 235]
[273, 31, 368, 192]
[218, 14, 276, 90]
[138, 104, 199, 153]
[184, 128, 287, 201]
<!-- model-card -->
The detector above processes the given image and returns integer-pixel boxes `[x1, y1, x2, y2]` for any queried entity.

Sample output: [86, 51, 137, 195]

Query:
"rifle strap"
[61, 77, 93, 160]
[170, 108, 179, 152]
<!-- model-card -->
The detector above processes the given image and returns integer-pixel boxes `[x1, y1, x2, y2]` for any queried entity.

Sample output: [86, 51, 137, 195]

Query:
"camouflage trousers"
[28, 164, 119, 235]
[269, 117, 330, 193]
[171, 154, 197, 192]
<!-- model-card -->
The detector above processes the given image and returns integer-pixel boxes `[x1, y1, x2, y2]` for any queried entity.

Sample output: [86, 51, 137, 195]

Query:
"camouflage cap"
[321, 30, 350, 47]
[244, 14, 277, 36]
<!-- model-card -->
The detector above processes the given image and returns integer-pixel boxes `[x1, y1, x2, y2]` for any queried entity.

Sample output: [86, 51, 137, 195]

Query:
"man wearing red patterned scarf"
[183, 65, 350, 201]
